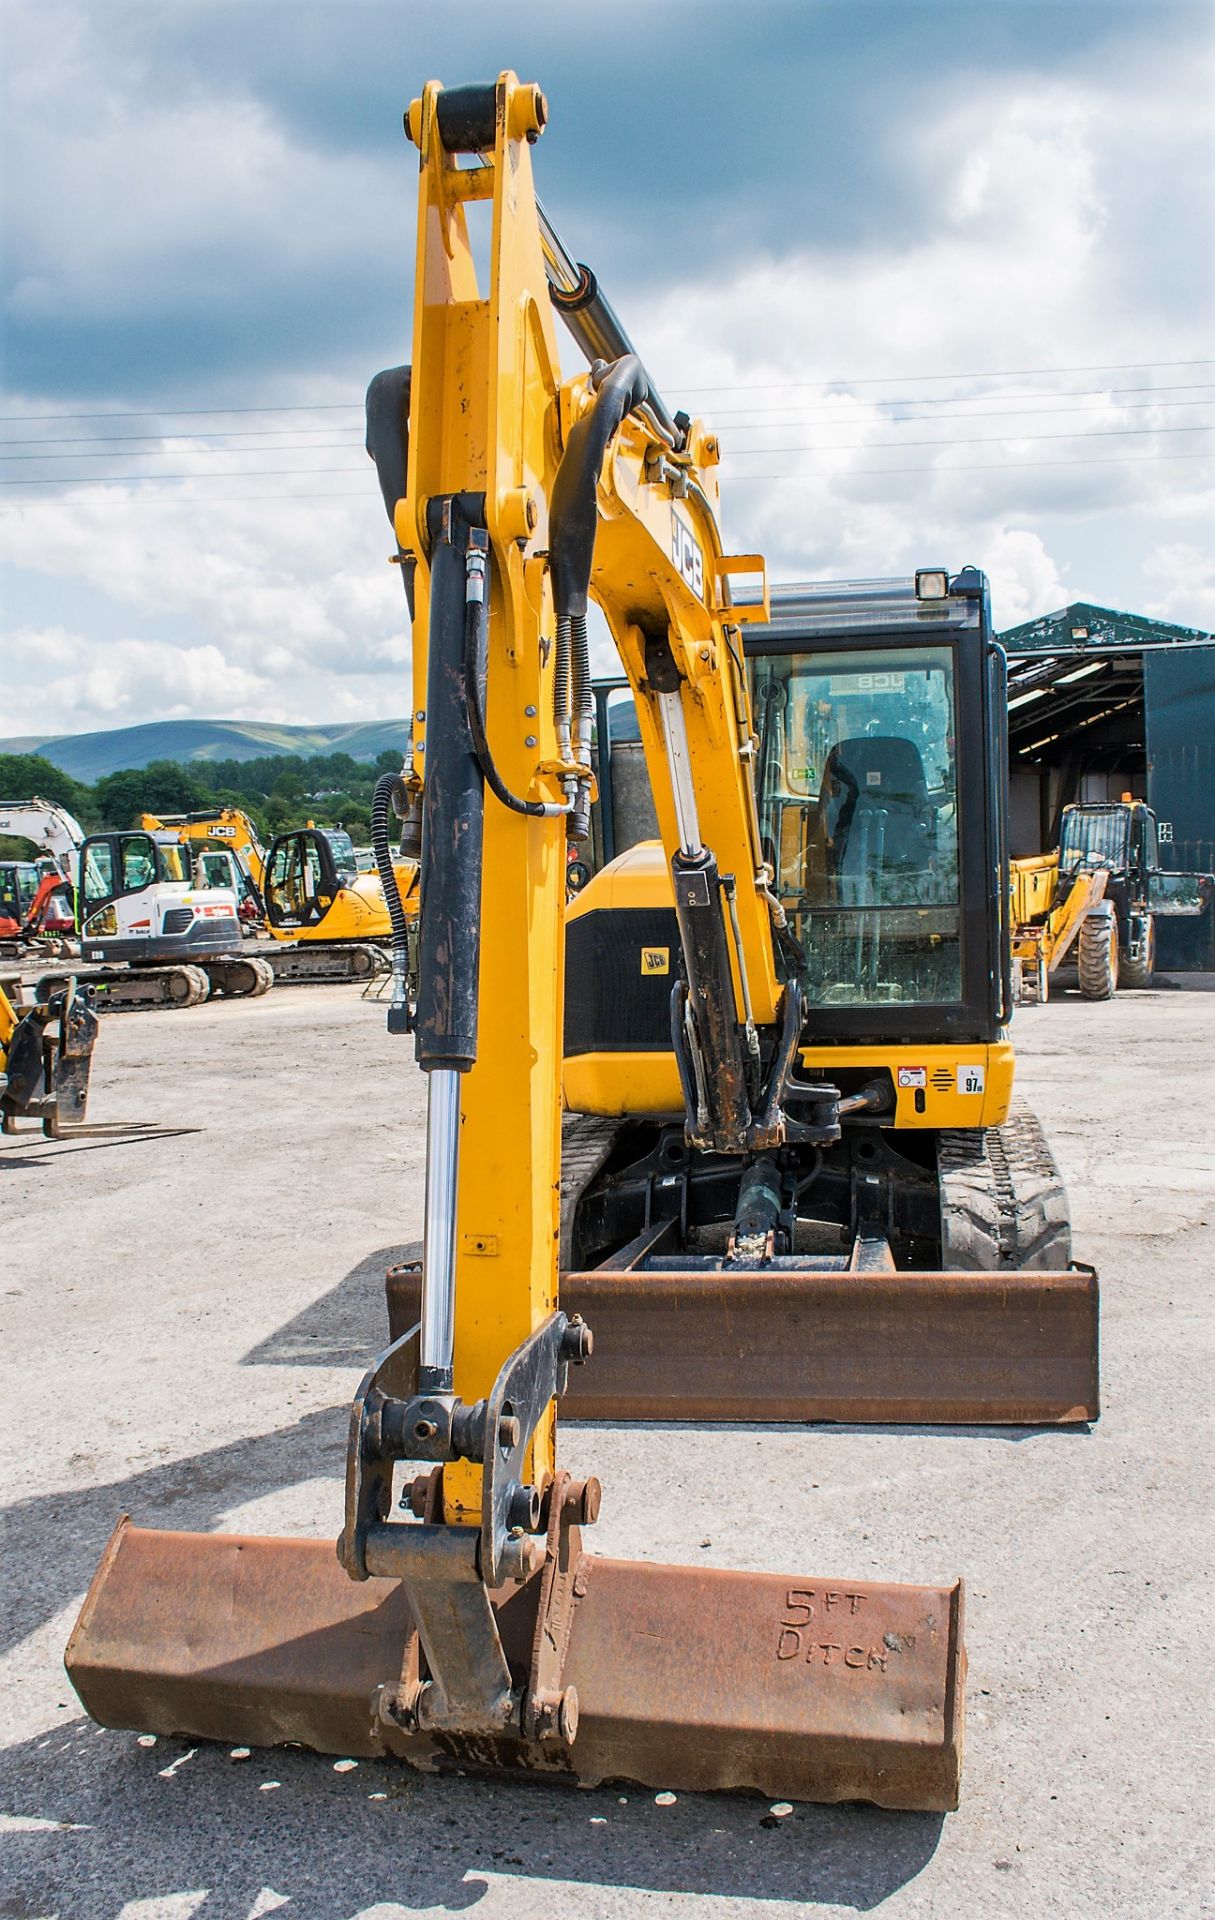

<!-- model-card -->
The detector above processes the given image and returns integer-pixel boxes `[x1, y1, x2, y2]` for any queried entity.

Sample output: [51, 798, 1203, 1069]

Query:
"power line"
[714, 394, 1215, 426]
[729, 425, 1215, 456]
[729, 452, 1215, 479]
[7, 390, 1214, 452]
[3, 358, 1213, 425]
[665, 357, 1215, 393]
[0, 443, 364, 463]
[7, 421, 1209, 483]
[1, 449, 1209, 505]
[702, 381, 1215, 417]
[0, 402, 363, 424]
[0, 465, 377, 486]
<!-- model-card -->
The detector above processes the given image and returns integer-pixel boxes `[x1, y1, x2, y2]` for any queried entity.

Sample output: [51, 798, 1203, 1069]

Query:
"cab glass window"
[156, 842, 192, 885]
[324, 831, 358, 885]
[266, 834, 323, 922]
[752, 644, 961, 1006]
[119, 835, 157, 893]
[1060, 808, 1129, 873]
[82, 842, 116, 906]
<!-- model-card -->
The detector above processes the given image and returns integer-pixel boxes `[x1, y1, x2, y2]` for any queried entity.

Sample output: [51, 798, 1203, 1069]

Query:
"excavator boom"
[69, 72, 972, 1809]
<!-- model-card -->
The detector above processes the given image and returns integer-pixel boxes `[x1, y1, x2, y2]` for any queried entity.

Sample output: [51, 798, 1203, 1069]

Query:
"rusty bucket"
[67, 1518, 965, 1812]
[388, 1262, 1100, 1426]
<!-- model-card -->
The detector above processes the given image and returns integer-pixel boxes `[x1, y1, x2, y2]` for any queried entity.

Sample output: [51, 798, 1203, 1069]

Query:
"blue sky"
[1, 0, 1212, 735]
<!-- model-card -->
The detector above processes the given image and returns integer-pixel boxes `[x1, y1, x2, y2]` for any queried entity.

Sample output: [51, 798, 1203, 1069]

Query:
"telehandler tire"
[1119, 915, 1155, 990]
[1077, 911, 1118, 1000]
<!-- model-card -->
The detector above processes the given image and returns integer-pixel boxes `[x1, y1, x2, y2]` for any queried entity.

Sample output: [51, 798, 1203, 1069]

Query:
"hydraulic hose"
[463, 538, 566, 820]
[569, 610, 593, 843]
[548, 353, 649, 841]
[549, 353, 651, 621]
[372, 770, 412, 1032]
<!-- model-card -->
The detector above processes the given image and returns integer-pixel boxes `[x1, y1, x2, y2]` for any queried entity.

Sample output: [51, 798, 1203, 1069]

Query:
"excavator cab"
[263, 826, 396, 944]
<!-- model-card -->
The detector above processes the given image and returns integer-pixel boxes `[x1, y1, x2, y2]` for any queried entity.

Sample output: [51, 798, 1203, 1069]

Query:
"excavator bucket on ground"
[69, 1523, 964, 1810]
[68, 1314, 966, 1811]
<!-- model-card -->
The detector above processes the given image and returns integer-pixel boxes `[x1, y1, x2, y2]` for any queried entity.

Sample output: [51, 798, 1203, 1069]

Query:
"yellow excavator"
[145, 808, 419, 985]
[67, 74, 1097, 1810]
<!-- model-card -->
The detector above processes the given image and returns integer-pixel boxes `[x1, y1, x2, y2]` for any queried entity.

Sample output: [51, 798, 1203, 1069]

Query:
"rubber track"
[559, 1113, 626, 1270]
[36, 964, 210, 1012]
[938, 1098, 1072, 1271]
[263, 943, 387, 986]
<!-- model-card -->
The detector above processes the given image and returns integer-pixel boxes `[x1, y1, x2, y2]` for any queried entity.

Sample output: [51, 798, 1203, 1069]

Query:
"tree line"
[0, 748, 403, 858]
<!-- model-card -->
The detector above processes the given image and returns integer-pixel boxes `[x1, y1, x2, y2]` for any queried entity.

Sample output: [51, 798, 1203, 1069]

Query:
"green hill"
[0, 718, 410, 782]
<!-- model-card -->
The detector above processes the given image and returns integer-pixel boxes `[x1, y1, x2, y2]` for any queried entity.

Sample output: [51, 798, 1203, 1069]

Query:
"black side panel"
[564, 907, 679, 1056]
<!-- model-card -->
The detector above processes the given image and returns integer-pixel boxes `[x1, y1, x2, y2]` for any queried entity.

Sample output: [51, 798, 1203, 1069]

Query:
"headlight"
[915, 569, 949, 601]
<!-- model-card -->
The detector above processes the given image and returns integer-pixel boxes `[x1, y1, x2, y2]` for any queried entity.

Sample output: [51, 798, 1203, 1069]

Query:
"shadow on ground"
[1, 1406, 346, 1659]
[1, 1717, 945, 1916]
[242, 1244, 413, 1369]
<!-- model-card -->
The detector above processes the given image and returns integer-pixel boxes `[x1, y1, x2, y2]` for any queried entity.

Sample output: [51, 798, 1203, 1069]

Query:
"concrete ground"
[2, 977, 1212, 1920]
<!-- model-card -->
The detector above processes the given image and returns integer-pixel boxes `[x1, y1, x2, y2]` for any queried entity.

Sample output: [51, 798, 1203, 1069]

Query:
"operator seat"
[820, 736, 935, 904]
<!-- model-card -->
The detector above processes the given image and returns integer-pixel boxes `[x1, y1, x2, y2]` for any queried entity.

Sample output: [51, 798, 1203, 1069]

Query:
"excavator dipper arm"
[67, 72, 965, 1810]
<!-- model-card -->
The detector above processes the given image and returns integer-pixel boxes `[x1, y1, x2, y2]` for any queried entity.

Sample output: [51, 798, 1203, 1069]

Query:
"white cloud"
[1, 627, 272, 733]
[4, 4, 400, 330]
[1142, 544, 1215, 629]
[982, 530, 1068, 626]
[1, 8, 1211, 739]
[0, 474, 411, 731]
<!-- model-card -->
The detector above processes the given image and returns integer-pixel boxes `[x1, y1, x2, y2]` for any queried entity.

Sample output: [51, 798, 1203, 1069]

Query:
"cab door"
[79, 832, 166, 944]
[264, 831, 335, 931]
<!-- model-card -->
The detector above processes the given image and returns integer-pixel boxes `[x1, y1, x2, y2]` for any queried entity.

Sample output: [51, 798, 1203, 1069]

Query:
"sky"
[1, 0, 1212, 739]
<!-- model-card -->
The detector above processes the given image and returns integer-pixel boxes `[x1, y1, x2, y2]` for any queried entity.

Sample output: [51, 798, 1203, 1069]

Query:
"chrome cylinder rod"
[656, 688, 704, 858]
[420, 1067, 461, 1387]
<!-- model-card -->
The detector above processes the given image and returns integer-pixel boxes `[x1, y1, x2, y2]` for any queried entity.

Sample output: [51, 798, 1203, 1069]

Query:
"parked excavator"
[1, 976, 98, 1137]
[0, 861, 77, 958]
[0, 800, 273, 1009]
[146, 808, 418, 984]
[69, 72, 1097, 1810]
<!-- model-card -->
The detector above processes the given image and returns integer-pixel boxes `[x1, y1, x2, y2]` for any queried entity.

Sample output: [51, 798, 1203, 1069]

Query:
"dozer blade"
[67, 1518, 965, 1811]
[388, 1263, 1100, 1426]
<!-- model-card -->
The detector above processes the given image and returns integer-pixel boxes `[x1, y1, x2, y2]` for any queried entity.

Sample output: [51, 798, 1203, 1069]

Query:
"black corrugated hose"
[372, 770, 413, 1031]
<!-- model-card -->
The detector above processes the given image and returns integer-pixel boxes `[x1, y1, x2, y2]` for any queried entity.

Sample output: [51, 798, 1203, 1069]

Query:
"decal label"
[897, 1067, 927, 1089]
[956, 1064, 986, 1095]
[670, 510, 704, 599]
[641, 947, 670, 976]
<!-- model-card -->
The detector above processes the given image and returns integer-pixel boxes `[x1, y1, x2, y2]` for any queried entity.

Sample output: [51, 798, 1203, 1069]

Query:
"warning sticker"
[641, 947, 670, 976]
[866, 770, 882, 787]
[956, 1064, 986, 1096]
[897, 1067, 927, 1089]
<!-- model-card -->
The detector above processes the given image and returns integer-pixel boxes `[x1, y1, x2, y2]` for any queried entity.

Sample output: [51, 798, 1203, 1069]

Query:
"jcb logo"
[641, 947, 670, 976]
[671, 511, 704, 599]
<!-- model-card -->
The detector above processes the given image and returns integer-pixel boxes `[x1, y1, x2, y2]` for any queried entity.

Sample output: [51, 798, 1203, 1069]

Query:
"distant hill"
[0, 718, 411, 782]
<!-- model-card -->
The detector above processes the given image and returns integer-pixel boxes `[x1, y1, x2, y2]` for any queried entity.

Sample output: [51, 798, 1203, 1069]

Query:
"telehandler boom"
[70, 70, 1034, 1809]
